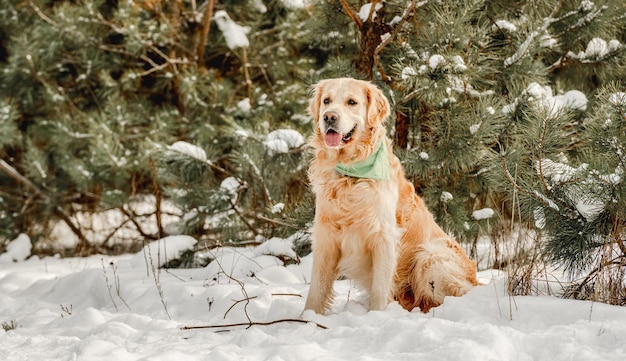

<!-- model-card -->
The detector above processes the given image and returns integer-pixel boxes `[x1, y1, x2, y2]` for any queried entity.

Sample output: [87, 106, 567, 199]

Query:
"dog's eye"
[323, 98, 330, 105]
[347, 99, 357, 106]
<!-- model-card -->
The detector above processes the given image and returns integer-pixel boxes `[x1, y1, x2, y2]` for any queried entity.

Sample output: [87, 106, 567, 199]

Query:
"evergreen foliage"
[0, 0, 314, 254]
[1, 0, 625, 304]
[304, 1, 625, 302]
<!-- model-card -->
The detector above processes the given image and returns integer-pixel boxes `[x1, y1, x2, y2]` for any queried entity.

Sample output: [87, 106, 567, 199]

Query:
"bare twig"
[120, 206, 159, 241]
[102, 258, 119, 312]
[271, 293, 302, 297]
[498, 149, 559, 209]
[207, 250, 253, 324]
[536, 117, 551, 193]
[197, 0, 216, 67]
[180, 318, 328, 330]
[145, 241, 172, 320]
[338, 0, 363, 28]
[149, 158, 164, 239]
[27, 0, 57, 26]
[112, 261, 132, 311]
[255, 214, 299, 229]
[242, 47, 253, 103]
[0, 159, 90, 255]
[373, 0, 424, 82]
[224, 296, 258, 319]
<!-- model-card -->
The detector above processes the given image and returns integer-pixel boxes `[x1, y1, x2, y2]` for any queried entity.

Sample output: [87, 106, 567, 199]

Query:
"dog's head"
[309, 78, 390, 155]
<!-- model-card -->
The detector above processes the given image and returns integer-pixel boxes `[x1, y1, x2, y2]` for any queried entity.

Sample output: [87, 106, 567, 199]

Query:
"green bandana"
[335, 142, 390, 180]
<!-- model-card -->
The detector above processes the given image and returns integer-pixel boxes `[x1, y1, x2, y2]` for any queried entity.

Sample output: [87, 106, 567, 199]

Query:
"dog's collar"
[335, 142, 391, 180]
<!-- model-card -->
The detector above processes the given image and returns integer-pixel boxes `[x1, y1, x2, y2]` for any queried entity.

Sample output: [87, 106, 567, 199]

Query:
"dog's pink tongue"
[325, 131, 342, 147]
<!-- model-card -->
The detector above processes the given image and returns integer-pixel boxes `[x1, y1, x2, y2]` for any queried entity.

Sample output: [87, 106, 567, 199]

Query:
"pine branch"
[503, 0, 564, 68]
[497, 150, 558, 210]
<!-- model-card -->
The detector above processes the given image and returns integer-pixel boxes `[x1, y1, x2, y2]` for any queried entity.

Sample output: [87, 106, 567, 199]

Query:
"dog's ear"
[308, 81, 324, 125]
[366, 83, 390, 127]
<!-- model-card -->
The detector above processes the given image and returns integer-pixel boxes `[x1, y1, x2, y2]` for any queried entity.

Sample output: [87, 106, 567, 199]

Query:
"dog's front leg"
[304, 235, 339, 314]
[369, 236, 397, 311]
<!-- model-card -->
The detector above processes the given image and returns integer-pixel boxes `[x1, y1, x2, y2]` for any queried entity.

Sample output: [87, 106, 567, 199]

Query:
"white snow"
[280, 0, 306, 9]
[401, 67, 418, 80]
[0, 233, 32, 263]
[358, 2, 383, 22]
[568, 38, 622, 62]
[538, 158, 588, 185]
[213, 11, 249, 50]
[236, 98, 252, 114]
[469, 122, 481, 134]
[534, 207, 546, 229]
[1, 235, 626, 360]
[504, 83, 588, 118]
[234, 129, 250, 140]
[504, 30, 538, 67]
[472, 208, 495, 220]
[449, 77, 495, 97]
[129, 236, 197, 269]
[168, 141, 207, 162]
[271, 202, 285, 214]
[440, 191, 453, 203]
[428, 54, 446, 70]
[264, 129, 305, 155]
[493, 20, 517, 32]
[220, 176, 241, 200]
[251, 0, 267, 13]
[609, 92, 626, 106]
[451, 55, 467, 71]
[540, 34, 558, 48]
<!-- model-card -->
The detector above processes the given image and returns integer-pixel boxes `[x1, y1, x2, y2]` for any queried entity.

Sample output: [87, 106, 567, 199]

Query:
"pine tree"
[0, 0, 314, 255]
[2, 0, 626, 305]
[308, 0, 626, 302]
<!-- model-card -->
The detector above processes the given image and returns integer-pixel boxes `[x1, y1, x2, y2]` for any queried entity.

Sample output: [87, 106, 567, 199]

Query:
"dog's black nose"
[323, 111, 339, 127]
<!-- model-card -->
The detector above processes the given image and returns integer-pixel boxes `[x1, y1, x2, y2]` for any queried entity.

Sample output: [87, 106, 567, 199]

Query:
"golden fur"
[303, 78, 478, 314]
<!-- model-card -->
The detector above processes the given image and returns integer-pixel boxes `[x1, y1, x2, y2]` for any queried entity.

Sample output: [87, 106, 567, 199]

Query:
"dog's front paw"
[368, 295, 389, 311]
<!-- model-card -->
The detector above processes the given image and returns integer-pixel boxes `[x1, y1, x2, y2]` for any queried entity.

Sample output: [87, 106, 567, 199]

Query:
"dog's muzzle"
[323, 111, 355, 147]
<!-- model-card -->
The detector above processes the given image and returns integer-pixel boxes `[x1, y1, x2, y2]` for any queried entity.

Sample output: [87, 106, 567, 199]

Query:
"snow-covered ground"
[1, 235, 625, 361]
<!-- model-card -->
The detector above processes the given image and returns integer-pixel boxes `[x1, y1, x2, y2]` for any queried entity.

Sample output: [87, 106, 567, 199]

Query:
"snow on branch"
[213, 10, 249, 49]
[566, 38, 622, 63]
[504, 1, 604, 68]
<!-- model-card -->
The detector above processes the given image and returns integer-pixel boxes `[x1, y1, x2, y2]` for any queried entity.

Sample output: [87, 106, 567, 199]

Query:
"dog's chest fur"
[312, 167, 402, 282]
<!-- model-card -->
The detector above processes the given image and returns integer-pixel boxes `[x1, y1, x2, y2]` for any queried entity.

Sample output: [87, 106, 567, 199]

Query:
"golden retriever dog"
[303, 78, 478, 314]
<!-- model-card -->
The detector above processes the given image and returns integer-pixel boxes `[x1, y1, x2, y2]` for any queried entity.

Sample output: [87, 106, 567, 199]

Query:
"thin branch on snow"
[180, 318, 328, 331]
[144, 239, 172, 320]
[207, 249, 254, 324]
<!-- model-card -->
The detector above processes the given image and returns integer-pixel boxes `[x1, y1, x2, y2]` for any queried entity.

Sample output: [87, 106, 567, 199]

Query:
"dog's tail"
[396, 237, 478, 313]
